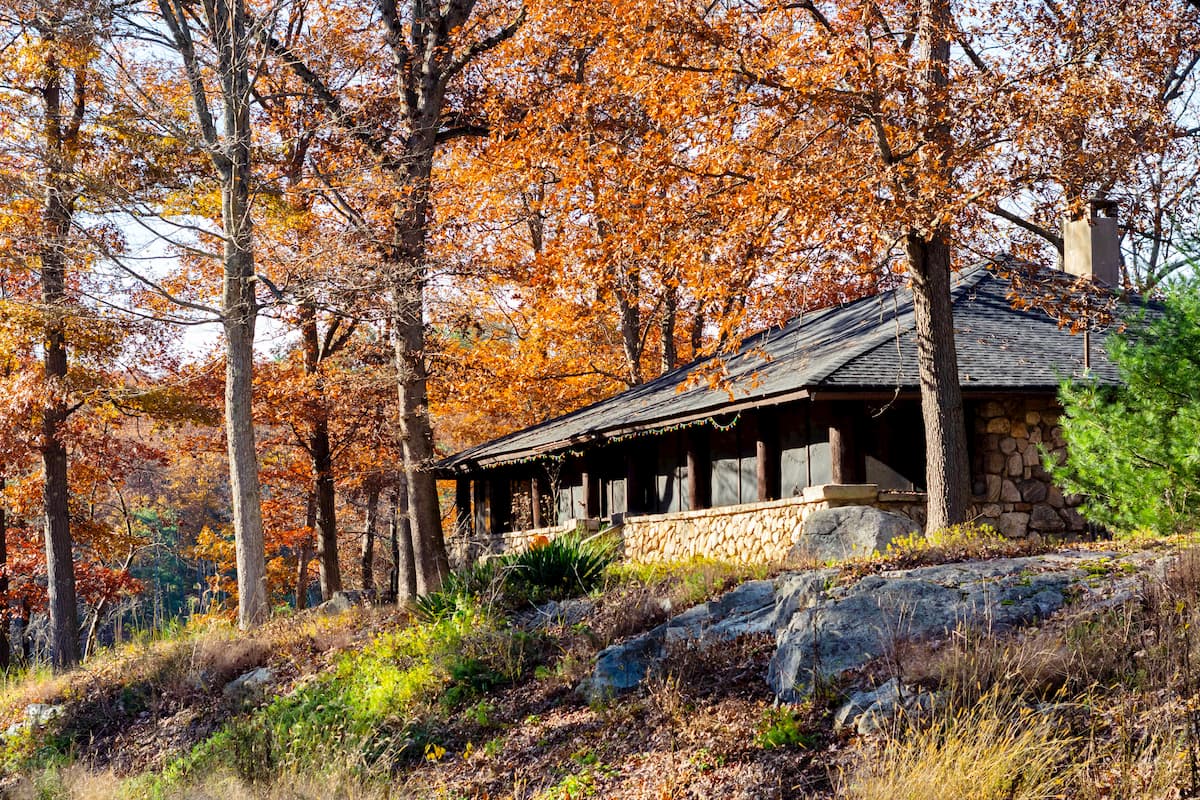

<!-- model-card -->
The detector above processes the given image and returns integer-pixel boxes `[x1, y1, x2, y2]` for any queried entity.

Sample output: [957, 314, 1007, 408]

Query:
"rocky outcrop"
[584, 551, 1151, 706]
[768, 556, 1074, 701]
[790, 505, 920, 562]
[581, 580, 778, 700]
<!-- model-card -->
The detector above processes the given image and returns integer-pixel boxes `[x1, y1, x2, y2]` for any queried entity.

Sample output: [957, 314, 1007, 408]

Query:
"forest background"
[0, 0, 1198, 669]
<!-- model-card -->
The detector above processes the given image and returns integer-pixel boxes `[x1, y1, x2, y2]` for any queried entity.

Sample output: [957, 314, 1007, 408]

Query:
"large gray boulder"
[767, 557, 1073, 702]
[791, 505, 920, 563]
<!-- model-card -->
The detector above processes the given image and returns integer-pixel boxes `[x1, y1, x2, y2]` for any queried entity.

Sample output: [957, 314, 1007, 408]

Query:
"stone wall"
[970, 397, 1086, 539]
[621, 484, 926, 563]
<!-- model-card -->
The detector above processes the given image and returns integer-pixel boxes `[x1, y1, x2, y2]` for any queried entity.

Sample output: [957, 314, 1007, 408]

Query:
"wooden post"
[455, 478, 471, 537]
[581, 466, 600, 519]
[830, 405, 864, 484]
[686, 430, 710, 510]
[531, 477, 545, 529]
[757, 410, 780, 501]
[472, 478, 487, 542]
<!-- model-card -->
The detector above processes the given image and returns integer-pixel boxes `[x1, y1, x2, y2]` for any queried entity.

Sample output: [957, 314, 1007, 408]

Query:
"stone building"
[437, 210, 1142, 562]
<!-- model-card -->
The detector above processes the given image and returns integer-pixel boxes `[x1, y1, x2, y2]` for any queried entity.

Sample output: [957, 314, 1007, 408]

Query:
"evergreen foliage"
[1055, 279, 1200, 534]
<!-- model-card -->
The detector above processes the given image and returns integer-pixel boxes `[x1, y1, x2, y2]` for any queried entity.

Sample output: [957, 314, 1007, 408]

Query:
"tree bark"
[217, 0, 268, 629]
[301, 306, 342, 600]
[39, 50, 81, 670]
[272, 0, 523, 598]
[389, 161, 449, 595]
[907, 0, 970, 531]
[660, 285, 678, 374]
[907, 235, 971, 530]
[391, 481, 418, 604]
[0, 475, 9, 671]
[361, 482, 380, 597]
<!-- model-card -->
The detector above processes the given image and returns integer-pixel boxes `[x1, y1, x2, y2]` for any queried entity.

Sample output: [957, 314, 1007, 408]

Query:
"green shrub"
[1055, 278, 1200, 535]
[416, 531, 619, 621]
[754, 706, 815, 749]
[505, 532, 618, 603]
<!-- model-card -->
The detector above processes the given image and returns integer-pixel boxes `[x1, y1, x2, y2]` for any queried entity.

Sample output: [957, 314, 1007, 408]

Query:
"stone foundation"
[970, 397, 1086, 539]
[621, 484, 926, 563]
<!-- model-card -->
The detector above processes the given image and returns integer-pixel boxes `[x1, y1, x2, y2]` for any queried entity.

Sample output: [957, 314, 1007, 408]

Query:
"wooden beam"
[582, 468, 600, 519]
[757, 409, 780, 501]
[531, 477, 545, 529]
[455, 478, 472, 537]
[829, 406, 864, 484]
[686, 430, 710, 510]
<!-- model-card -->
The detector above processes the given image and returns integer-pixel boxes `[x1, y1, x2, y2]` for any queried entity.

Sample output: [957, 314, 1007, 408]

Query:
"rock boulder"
[790, 505, 920, 563]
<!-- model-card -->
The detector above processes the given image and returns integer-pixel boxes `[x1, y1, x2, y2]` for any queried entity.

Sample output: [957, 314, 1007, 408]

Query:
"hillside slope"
[3, 539, 1199, 799]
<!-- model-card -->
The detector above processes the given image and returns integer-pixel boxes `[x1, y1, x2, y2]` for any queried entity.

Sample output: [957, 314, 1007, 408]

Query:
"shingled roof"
[437, 264, 1134, 473]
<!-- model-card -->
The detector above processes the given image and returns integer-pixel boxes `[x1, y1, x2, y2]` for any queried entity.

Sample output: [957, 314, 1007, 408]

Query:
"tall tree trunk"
[615, 276, 643, 386]
[40, 52, 80, 670]
[301, 302, 341, 599]
[218, 0, 267, 629]
[389, 162, 449, 595]
[660, 284, 678, 374]
[0, 475, 9, 672]
[361, 482, 380, 597]
[909, 0, 970, 531]
[907, 235, 970, 531]
[392, 480, 418, 604]
[159, 0, 268, 629]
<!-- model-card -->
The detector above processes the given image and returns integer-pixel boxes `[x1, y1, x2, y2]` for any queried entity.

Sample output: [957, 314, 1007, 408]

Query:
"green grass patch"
[138, 601, 541, 795]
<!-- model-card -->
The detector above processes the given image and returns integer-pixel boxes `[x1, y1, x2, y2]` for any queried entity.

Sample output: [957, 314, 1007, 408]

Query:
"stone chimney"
[1062, 197, 1121, 286]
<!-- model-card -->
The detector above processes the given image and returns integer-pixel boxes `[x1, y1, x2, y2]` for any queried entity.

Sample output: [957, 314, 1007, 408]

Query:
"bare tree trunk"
[83, 601, 105, 661]
[219, 8, 268, 629]
[390, 170, 449, 595]
[40, 51, 81, 670]
[392, 481, 418, 604]
[909, 0, 970, 531]
[361, 483, 380, 597]
[907, 235, 970, 530]
[159, 0, 269, 628]
[660, 284, 678, 374]
[0, 475, 9, 672]
[300, 302, 342, 599]
[271, 0, 523, 597]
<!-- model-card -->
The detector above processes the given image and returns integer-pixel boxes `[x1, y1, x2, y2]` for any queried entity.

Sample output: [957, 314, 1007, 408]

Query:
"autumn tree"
[0, 0, 126, 667]
[146, 0, 273, 628]
[548, 0, 1200, 530]
[257, 0, 526, 594]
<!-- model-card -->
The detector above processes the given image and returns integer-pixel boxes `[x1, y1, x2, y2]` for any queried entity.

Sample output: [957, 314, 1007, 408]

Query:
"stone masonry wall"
[970, 397, 1086, 539]
[621, 485, 927, 563]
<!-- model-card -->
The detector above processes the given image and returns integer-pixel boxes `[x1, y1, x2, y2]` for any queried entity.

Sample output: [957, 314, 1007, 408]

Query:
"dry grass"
[843, 693, 1077, 800]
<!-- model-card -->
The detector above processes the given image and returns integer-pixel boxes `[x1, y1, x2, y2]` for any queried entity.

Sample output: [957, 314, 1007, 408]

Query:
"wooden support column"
[757, 410, 780, 501]
[686, 430, 710, 510]
[531, 476, 545, 529]
[454, 478, 472, 537]
[829, 405, 865, 484]
[472, 477, 488, 539]
[581, 464, 600, 519]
